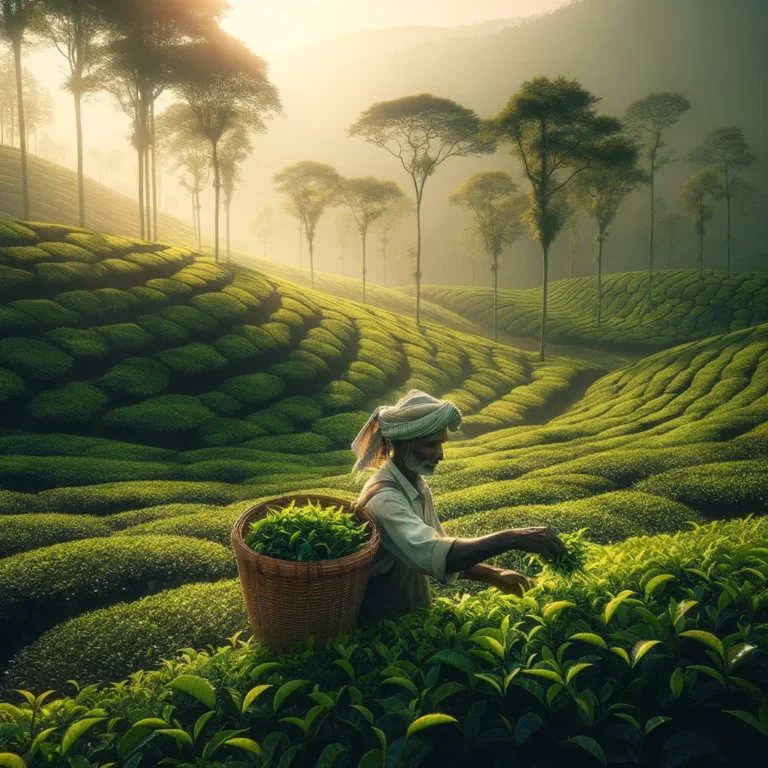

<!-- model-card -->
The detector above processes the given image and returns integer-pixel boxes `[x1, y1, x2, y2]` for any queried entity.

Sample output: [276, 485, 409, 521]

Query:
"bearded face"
[399, 439, 441, 476]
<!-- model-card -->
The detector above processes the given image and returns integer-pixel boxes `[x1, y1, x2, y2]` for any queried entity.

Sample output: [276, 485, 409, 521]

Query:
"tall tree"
[0, 0, 40, 218]
[687, 127, 756, 276]
[680, 168, 724, 278]
[252, 205, 273, 257]
[349, 94, 493, 326]
[490, 76, 637, 360]
[96, 0, 226, 240]
[274, 161, 342, 288]
[570, 164, 647, 326]
[624, 92, 691, 302]
[36, 0, 104, 226]
[372, 196, 413, 287]
[655, 204, 687, 269]
[20, 71, 52, 152]
[449, 171, 526, 341]
[340, 176, 404, 303]
[333, 211, 355, 277]
[172, 30, 280, 262]
[218, 123, 252, 262]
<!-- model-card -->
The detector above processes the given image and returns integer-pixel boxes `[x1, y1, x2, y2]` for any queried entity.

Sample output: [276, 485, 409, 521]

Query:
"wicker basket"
[231, 494, 380, 650]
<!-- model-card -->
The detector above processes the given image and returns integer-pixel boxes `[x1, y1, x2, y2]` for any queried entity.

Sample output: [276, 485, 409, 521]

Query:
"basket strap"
[353, 480, 402, 511]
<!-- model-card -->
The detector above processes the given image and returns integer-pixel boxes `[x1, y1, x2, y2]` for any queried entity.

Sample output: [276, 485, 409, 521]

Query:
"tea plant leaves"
[604, 590, 635, 624]
[566, 663, 593, 685]
[168, 675, 216, 709]
[680, 630, 724, 657]
[430, 682, 466, 708]
[60, 717, 105, 755]
[273, 680, 310, 713]
[645, 574, 676, 600]
[567, 735, 607, 765]
[156, 729, 193, 747]
[513, 712, 544, 746]
[723, 710, 768, 738]
[470, 635, 505, 659]
[428, 650, 475, 673]
[225, 737, 262, 755]
[406, 714, 458, 740]
[670, 667, 685, 698]
[569, 633, 608, 650]
[543, 600, 576, 621]
[250, 662, 282, 681]
[631, 640, 662, 666]
[0, 754, 26, 768]
[241, 684, 272, 714]
[645, 716, 672, 735]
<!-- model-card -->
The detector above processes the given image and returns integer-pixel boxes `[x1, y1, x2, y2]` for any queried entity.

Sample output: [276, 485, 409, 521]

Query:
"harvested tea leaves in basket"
[245, 498, 369, 562]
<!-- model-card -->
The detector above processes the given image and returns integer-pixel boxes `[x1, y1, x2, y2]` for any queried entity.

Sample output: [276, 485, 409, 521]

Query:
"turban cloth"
[350, 389, 462, 472]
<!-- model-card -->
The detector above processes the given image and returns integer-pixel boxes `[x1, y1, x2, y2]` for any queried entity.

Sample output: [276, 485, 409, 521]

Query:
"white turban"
[350, 389, 462, 472]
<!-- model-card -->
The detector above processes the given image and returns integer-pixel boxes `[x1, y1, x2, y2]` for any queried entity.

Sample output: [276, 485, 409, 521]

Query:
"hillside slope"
[409, 270, 768, 349]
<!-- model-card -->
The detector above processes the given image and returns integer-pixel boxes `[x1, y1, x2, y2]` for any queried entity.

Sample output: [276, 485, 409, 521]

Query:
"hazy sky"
[221, 0, 570, 53]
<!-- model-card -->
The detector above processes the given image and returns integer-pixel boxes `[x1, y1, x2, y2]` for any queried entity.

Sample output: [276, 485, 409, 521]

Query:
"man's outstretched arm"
[445, 527, 565, 574]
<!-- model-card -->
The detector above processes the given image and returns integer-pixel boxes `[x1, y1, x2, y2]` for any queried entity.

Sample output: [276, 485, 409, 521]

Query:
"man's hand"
[510, 527, 566, 562]
[487, 568, 532, 596]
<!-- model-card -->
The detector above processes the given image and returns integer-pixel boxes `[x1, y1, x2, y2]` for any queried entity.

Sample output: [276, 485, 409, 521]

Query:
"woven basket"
[231, 494, 380, 650]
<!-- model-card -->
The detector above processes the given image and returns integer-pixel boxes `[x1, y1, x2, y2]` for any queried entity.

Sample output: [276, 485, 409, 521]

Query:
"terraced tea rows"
[410, 270, 768, 349]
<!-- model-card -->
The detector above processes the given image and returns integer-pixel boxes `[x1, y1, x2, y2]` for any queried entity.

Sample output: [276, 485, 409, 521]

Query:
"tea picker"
[350, 389, 566, 621]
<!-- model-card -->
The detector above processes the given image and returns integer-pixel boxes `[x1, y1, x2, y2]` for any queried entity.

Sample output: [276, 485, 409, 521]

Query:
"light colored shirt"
[358, 458, 457, 621]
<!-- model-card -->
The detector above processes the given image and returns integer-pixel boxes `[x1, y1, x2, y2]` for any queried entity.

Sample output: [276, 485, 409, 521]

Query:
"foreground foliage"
[1, 518, 768, 767]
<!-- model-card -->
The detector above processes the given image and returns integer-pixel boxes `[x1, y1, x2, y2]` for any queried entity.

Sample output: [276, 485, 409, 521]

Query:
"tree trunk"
[299, 220, 303, 273]
[144, 144, 151, 240]
[362, 230, 367, 304]
[493, 256, 499, 343]
[597, 231, 604, 327]
[151, 100, 158, 241]
[226, 200, 231, 263]
[699, 223, 705, 279]
[724, 166, 731, 276]
[382, 235, 387, 288]
[647, 152, 655, 305]
[415, 194, 423, 327]
[196, 188, 202, 251]
[570, 232, 577, 278]
[309, 234, 315, 288]
[540, 244, 549, 361]
[13, 37, 30, 220]
[138, 146, 145, 239]
[74, 91, 85, 227]
[211, 140, 221, 263]
[192, 193, 197, 242]
[1, 110, 4, 144]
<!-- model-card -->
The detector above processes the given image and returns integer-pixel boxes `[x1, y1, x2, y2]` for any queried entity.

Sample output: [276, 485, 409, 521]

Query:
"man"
[351, 389, 566, 622]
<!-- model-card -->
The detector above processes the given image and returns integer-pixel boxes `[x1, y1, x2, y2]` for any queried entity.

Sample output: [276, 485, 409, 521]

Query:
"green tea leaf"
[168, 675, 216, 709]
[604, 590, 635, 624]
[273, 680, 310, 713]
[241, 685, 272, 714]
[61, 718, 105, 756]
[406, 714, 458, 740]
[225, 738, 262, 755]
[680, 630, 724, 657]
[567, 735, 607, 765]
[569, 633, 607, 650]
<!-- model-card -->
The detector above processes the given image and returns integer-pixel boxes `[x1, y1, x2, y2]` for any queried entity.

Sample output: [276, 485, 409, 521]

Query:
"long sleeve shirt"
[357, 458, 457, 621]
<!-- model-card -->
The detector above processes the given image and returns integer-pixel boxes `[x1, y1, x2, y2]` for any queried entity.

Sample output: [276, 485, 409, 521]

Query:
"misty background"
[10, 0, 768, 290]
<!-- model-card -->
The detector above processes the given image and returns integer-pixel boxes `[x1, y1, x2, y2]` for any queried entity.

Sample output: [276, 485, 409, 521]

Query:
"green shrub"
[0, 221, 38, 244]
[119, 505, 245, 545]
[0, 246, 54, 264]
[35, 261, 109, 287]
[314, 380, 366, 411]
[0, 513, 112, 558]
[100, 258, 143, 280]
[260, 321, 292, 346]
[0, 338, 74, 380]
[26, 383, 109, 426]
[154, 343, 229, 375]
[273, 395, 324, 423]
[96, 322, 154, 352]
[221, 373, 285, 405]
[245, 499, 368, 561]
[65, 232, 117, 256]
[0, 264, 34, 296]
[93, 288, 141, 315]
[190, 292, 248, 322]
[128, 285, 170, 308]
[196, 418, 267, 446]
[198, 391, 242, 417]
[0, 367, 26, 403]
[267, 360, 316, 383]
[214, 334, 260, 362]
[102, 395, 215, 433]
[53, 290, 106, 319]
[136, 314, 190, 345]
[270, 308, 304, 328]
[2, 580, 246, 691]
[157, 305, 219, 334]
[0, 306, 37, 335]
[8, 299, 80, 327]
[311, 411, 369, 444]
[231, 324, 279, 352]
[36, 242, 101, 263]
[246, 407, 296, 434]
[98, 358, 171, 397]
[243, 432, 333, 454]
[145, 277, 193, 298]
[45, 327, 110, 359]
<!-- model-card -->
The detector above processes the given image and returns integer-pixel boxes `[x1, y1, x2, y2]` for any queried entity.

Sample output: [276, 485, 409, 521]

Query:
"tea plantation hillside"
[0, 149, 479, 334]
[407, 270, 768, 350]
[1, 224, 767, 767]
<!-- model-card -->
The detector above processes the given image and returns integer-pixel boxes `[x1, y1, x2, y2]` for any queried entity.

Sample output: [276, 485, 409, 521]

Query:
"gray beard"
[401, 442, 438, 476]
